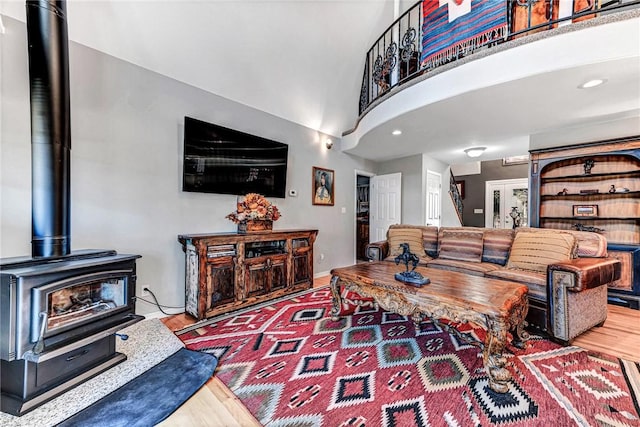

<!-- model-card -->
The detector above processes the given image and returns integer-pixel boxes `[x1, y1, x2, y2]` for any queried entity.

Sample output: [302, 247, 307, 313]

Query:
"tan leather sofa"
[366, 224, 621, 344]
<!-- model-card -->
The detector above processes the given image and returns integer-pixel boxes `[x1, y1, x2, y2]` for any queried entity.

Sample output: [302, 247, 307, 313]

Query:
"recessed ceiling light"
[579, 79, 606, 89]
[392, 130, 402, 136]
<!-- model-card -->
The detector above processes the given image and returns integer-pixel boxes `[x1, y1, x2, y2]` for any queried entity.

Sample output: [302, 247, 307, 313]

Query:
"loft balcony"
[342, 0, 640, 164]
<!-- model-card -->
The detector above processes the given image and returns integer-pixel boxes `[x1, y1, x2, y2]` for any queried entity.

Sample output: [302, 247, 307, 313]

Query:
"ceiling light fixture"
[579, 79, 606, 89]
[464, 147, 486, 158]
[392, 129, 402, 136]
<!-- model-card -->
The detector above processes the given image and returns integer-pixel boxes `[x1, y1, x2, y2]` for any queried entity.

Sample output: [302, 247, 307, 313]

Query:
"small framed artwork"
[312, 167, 335, 206]
[455, 180, 465, 199]
[573, 204, 598, 217]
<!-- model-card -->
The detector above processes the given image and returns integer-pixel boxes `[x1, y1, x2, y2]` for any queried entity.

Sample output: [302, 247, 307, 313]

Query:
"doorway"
[355, 173, 371, 261]
[370, 172, 402, 242]
[485, 178, 529, 229]
[426, 170, 441, 227]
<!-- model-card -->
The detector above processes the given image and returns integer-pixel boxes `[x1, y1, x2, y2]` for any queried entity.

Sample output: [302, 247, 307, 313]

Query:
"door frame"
[354, 169, 375, 264]
[484, 178, 529, 228]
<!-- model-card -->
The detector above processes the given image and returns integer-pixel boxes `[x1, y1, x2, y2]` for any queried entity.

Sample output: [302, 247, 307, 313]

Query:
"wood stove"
[0, 0, 143, 416]
[0, 251, 143, 415]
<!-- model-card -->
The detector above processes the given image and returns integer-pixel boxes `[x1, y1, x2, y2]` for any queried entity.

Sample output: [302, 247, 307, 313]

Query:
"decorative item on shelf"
[611, 185, 631, 193]
[573, 204, 598, 217]
[580, 189, 599, 194]
[226, 193, 281, 233]
[557, 188, 568, 195]
[393, 243, 430, 287]
[583, 159, 595, 175]
[573, 224, 605, 233]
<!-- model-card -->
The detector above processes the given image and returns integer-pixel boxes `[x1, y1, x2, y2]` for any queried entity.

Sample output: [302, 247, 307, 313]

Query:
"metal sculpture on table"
[394, 243, 430, 286]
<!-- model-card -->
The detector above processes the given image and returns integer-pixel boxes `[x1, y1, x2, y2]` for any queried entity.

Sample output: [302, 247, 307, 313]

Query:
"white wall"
[0, 16, 376, 315]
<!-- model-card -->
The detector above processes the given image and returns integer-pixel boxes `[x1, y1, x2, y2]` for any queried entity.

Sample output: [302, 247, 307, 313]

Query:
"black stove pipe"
[26, 0, 71, 257]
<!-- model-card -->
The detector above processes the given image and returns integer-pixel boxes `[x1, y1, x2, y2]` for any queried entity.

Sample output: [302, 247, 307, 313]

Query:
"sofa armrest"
[546, 257, 620, 343]
[365, 241, 389, 261]
[548, 257, 621, 292]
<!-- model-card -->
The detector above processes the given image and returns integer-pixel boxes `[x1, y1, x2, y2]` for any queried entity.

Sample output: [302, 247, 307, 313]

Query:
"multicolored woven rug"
[178, 288, 640, 426]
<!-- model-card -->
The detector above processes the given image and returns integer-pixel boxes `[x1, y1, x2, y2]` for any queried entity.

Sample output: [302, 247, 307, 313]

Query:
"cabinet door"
[293, 246, 312, 284]
[244, 255, 288, 297]
[206, 258, 235, 309]
[269, 255, 288, 291]
[244, 258, 270, 298]
[608, 249, 637, 292]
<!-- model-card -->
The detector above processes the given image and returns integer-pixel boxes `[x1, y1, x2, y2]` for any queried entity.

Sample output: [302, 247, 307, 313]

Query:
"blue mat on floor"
[58, 348, 217, 427]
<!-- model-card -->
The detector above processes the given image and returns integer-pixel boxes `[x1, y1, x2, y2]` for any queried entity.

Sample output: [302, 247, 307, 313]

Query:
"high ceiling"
[2, 1, 639, 165]
[1, 0, 394, 137]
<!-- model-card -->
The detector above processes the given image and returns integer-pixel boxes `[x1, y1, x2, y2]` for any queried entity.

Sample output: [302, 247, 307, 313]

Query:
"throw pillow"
[422, 226, 439, 258]
[388, 227, 427, 261]
[438, 230, 484, 263]
[482, 229, 515, 266]
[507, 231, 576, 273]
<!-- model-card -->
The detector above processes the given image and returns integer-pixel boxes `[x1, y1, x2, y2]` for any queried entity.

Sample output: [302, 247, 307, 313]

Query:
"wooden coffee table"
[329, 262, 529, 393]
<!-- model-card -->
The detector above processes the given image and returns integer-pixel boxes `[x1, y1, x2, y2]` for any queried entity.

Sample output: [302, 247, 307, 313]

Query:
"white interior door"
[426, 170, 441, 227]
[370, 173, 402, 242]
[485, 178, 529, 229]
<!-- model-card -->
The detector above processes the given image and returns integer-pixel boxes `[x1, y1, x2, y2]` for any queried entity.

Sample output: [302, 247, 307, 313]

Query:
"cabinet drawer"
[36, 335, 115, 388]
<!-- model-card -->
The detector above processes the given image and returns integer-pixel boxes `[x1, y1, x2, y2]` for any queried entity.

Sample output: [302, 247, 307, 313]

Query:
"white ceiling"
[2, 1, 639, 165]
[1, 0, 394, 137]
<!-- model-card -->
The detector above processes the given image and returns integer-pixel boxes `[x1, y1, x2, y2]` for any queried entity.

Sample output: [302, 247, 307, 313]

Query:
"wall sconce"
[325, 138, 333, 150]
[464, 146, 486, 158]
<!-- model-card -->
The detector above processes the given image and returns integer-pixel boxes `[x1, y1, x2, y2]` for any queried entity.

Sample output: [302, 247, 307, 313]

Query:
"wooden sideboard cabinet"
[178, 229, 318, 320]
[530, 137, 640, 308]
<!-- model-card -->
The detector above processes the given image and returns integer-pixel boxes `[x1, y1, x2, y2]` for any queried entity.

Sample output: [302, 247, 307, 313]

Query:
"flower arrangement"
[226, 193, 281, 224]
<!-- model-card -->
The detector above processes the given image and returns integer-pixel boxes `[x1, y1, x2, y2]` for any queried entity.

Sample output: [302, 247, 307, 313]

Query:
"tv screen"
[183, 117, 288, 198]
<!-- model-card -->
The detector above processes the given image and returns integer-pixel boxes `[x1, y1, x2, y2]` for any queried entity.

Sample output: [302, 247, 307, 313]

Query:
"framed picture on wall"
[312, 167, 334, 206]
[573, 204, 598, 217]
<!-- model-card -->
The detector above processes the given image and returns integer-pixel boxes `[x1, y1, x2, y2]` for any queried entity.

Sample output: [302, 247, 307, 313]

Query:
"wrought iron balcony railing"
[359, 0, 640, 115]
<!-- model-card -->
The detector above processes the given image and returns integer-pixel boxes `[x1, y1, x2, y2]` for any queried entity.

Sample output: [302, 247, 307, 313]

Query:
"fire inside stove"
[46, 278, 126, 331]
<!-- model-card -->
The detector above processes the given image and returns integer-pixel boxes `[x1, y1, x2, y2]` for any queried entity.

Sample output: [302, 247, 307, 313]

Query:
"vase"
[238, 220, 273, 233]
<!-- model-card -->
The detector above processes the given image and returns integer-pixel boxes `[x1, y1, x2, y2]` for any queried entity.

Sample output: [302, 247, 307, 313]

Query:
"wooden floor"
[159, 275, 640, 427]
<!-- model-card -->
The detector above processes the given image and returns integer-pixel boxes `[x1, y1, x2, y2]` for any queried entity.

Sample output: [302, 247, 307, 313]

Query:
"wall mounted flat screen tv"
[183, 117, 288, 198]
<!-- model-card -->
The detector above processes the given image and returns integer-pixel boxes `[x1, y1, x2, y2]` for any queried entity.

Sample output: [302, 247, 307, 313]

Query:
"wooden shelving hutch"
[178, 229, 318, 320]
[530, 137, 640, 309]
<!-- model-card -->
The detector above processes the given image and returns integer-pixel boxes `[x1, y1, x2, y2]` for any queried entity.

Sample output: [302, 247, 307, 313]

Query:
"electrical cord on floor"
[135, 288, 184, 315]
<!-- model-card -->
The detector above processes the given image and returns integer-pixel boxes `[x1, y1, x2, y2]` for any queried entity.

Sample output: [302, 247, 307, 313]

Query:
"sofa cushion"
[438, 230, 484, 263]
[517, 227, 607, 258]
[387, 227, 429, 262]
[422, 226, 439, 258]
[482, 229, 515, 266]
[507, 231, 576, 273]
[427, 258, 501, 276]
[485, 268, 547, 300]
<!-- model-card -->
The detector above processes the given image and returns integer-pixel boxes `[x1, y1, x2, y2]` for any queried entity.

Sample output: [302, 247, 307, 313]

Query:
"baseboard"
[314, 270, 331, 278]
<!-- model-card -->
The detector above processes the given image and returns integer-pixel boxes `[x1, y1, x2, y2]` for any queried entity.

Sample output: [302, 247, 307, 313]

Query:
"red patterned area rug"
[177, 288, 640, 426]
